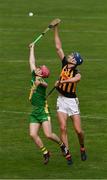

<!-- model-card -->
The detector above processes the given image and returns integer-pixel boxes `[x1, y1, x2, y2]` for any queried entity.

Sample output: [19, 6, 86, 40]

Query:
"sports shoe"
[43, 151, 50, 164]
[65, 151, 73, 165]
[80, 147, 87, 161]
[60, 143, 68, 156]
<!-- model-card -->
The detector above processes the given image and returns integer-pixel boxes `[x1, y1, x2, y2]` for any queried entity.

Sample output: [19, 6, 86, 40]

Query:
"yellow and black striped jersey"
[56, 56, 80, 98]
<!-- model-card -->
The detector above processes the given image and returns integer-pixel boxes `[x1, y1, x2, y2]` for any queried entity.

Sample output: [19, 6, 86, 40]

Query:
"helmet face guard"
[72, 52, 83, 66]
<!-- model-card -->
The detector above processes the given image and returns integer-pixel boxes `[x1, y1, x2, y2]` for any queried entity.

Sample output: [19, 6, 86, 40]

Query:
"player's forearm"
[54, 26, 62, 50]
[60, 74, 81, 83]
[29, 45, 36, 71]
[54, 27, 64, 60]
[29, 48, 35, 64]
[40, 81, 48, 88]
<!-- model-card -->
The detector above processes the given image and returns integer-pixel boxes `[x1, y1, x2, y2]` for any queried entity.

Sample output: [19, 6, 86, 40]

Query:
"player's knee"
[60, 125, 67, 133]
[56, 46, 60, 52]
[30, 132, 37, 139]
[45, 133, 52, 139]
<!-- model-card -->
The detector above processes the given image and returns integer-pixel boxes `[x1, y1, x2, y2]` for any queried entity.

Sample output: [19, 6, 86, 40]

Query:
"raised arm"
[60, 73, 81, 84]
[54, 26, 65, 60]
[29, 43, 36, 72]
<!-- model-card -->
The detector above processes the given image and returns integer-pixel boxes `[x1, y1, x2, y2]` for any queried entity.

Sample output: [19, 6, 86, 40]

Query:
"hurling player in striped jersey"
[52, 23, 87, 165]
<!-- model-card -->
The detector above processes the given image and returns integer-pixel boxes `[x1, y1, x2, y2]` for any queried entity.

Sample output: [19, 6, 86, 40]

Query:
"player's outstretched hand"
[55, 80, 60, 87]
[29, 43, 35, 48]
[49, 18, 61, 28]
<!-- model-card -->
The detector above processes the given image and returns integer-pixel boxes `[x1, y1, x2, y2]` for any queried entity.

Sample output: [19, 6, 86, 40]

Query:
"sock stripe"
[41, 147, 46, 152]
[41, 146, 48, 154]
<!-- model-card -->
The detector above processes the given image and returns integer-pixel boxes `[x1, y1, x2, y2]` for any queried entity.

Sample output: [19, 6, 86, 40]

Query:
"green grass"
[0, 0, 107, 179]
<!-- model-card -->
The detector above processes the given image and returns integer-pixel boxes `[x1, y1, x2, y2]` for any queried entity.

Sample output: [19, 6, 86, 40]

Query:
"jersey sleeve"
[32, 70, 35, 77]
[62, 56, 68, 68]
[36, 77, 48, 85]
[74, 68, 80, 75]
[31, 70, 36, 84]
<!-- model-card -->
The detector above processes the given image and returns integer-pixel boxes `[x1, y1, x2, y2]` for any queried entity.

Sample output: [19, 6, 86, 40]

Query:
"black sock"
[80, 144, 84, 148]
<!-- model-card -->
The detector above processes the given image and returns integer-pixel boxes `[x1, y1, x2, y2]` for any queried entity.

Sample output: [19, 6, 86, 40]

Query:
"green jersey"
[29, 70, 47, 107]
[29, 71, 51, 123]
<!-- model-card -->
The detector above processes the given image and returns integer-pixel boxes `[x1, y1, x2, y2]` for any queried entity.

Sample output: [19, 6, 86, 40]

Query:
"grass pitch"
[0, 0, 107, 179]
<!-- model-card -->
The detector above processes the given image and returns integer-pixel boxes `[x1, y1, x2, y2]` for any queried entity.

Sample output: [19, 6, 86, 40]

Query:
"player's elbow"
[56, 47, 63, 57]
[76, 74, 81, 82]
[41, 82, 48, 88]
[56, 45, 60, 52]
[55, 42, 61, 51]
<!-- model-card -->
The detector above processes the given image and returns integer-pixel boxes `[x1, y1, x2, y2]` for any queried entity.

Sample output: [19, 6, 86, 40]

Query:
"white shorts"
[57, 95, 80, 116]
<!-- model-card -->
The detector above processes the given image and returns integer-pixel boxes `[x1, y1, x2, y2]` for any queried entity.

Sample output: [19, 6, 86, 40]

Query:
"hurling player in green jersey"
[28, 43, 67, 165]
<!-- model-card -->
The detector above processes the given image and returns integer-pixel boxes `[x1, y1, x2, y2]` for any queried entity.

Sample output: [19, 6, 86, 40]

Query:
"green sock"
[59, 142, 64, 146]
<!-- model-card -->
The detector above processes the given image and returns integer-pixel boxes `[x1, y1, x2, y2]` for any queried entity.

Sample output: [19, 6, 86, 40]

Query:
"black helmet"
[72, 52, 83, 65]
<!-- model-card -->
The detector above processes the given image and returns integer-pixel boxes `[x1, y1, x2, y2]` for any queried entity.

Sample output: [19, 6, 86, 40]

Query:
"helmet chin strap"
[67, 61, 77, 66]
[35, 69, 43, 77]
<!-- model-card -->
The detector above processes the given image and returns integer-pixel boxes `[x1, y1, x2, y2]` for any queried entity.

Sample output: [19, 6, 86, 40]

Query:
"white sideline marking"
[2, 14, 107, 20]
[38, 15, 107, 20]
[0, 110, 30, 114]
[0, 60, 27, 63]
[0, 110, 107, 120]
[0, 58, 106, 63]
[0, 27, 107, 34]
